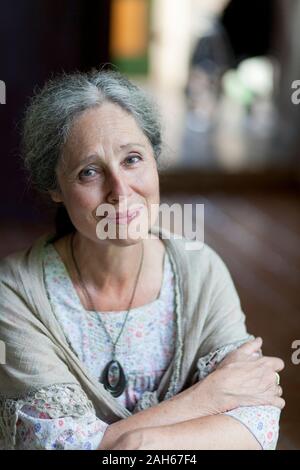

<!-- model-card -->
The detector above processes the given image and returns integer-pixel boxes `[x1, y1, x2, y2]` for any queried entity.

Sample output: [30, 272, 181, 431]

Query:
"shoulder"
[0, 232, 57, 341]
[164, 233, 231, 282]
[0, 247, 27, 285]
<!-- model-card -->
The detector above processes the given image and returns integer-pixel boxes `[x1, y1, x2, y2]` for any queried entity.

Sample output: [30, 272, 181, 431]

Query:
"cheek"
[140, 168, 160, 223]
[63, 186, 101, 224]
[140, 165, 160, 202]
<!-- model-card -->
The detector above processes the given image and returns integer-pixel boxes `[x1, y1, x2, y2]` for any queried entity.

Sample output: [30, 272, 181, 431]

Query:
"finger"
[237, 337, 263, 356]
[251, 349, 262, 359]
[261, 356, 285, 372]
[276, 386, 283, 397]
[272, 397, 285, 410]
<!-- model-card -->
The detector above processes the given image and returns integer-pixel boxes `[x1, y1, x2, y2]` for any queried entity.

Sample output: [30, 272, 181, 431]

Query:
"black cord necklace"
[70, 231, 144, 398]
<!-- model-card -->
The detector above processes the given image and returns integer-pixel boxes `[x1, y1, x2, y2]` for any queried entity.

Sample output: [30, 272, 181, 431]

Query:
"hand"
[193, 337, 285, 413]
[217, 336, 264, 368]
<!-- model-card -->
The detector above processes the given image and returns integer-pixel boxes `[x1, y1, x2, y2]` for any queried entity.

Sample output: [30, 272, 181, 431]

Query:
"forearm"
[139, 414, 262, 450]
[100, 335, 282, 450]
[99, 381, 216, 450]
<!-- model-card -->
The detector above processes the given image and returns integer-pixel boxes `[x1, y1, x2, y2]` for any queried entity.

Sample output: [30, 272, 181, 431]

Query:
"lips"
[106, 206, 144, 222]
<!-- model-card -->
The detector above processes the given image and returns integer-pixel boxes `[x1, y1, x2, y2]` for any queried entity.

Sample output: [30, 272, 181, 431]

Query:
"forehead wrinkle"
[61, 104, 150, 174]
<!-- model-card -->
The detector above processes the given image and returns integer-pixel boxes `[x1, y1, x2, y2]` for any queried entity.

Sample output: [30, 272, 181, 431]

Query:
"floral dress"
[1, 242, 280, 450]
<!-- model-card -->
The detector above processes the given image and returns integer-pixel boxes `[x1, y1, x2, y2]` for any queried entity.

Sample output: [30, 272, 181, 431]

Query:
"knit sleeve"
[0, 383, 109, 450]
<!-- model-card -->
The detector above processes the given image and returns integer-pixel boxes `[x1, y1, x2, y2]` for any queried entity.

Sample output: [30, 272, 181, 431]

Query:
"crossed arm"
[99, 338, 284, 450]
[104, 412, 262, 450]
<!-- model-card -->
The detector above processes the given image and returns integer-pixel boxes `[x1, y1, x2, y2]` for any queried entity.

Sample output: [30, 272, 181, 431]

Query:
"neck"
[69, 231, 144, 293]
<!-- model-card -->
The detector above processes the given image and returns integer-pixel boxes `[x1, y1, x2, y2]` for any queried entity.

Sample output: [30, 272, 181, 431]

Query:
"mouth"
[105, 206, 144, 224]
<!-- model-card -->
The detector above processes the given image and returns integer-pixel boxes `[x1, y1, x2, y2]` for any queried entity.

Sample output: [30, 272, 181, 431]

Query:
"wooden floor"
[0, 190, 299, 449]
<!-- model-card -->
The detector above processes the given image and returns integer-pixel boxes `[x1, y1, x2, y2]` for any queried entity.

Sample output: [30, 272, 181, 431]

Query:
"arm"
[107, 338, 284, 450]
[99, 340, 274, 449]
[224, 405, 281, 450]
[1, 379, 210, 450]
[99, 377, 220, 450]
[115, 414, 262, 450]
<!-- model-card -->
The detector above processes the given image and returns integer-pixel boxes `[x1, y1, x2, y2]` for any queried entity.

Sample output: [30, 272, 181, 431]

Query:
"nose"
[105, 168, 133, 205]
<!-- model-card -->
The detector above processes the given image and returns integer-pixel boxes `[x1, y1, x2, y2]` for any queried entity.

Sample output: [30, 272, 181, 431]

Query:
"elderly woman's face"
[50, 102, 160, 245]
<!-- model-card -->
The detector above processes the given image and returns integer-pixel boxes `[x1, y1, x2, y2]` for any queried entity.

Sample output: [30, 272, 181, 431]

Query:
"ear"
[49, 189, 63, 204]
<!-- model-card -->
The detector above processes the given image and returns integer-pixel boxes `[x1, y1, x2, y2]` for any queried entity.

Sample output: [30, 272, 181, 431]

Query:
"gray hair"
[21, 68, 163, 194]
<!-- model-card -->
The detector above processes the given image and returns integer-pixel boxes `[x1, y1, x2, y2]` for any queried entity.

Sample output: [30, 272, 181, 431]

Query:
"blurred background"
[0, 0, 299, 449]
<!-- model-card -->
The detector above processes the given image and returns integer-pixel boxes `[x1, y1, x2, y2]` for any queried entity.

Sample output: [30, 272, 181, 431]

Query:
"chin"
[93, 225, 147, 246]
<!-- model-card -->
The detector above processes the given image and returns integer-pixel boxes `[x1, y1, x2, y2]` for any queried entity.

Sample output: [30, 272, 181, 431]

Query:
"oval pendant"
[101, 360, 127, 398]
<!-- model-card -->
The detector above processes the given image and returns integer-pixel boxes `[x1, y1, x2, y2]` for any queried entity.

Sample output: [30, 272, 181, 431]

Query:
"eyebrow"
[70, 143, 146, 172]
[120, 143, 146, 150]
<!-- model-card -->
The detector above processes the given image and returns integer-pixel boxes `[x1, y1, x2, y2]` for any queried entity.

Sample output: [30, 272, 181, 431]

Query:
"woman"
[0, 69, 284, 450]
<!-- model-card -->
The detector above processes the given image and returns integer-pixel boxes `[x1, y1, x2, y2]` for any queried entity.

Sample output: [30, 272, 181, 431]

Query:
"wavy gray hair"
[21, 68, 163, 194]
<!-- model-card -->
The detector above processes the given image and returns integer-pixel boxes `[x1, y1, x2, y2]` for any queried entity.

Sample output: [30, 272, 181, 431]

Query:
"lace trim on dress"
[132, 390, 160, 413]
[0, 398, 25, 449]
[191, 334, 255, 384]
[0, 383, 96, 449]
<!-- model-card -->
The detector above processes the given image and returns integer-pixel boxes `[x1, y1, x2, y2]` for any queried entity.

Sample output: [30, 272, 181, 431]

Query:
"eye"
[78, 167, 99, 180]
[124, 154, 142, 166]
